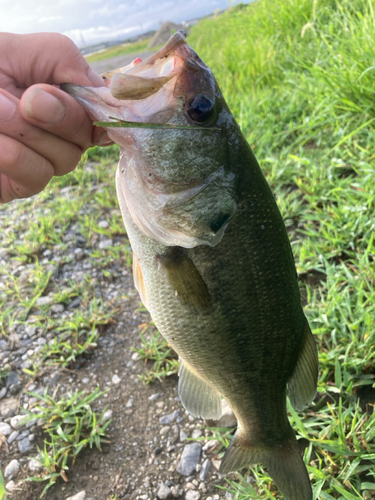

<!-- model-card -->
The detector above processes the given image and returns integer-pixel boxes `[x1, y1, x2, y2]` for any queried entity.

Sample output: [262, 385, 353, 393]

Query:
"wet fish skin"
[62, 31, 318, 500]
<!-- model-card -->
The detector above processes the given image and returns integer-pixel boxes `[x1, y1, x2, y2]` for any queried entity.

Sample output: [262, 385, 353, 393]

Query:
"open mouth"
[61, 30, 189, 104]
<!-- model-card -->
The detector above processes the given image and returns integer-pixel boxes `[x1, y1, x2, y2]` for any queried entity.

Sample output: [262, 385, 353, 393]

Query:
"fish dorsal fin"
[132, 252, 148, 308]
[158, 247, 211, 310]
[288, 318, 318, 411]
[178, 360, 222, 419]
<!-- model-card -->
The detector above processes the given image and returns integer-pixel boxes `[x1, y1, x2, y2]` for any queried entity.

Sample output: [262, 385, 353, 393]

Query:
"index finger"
[1, 32, 104, 97]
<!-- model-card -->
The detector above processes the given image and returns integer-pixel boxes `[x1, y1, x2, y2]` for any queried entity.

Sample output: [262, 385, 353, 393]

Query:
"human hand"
[0, 32, 111, 203]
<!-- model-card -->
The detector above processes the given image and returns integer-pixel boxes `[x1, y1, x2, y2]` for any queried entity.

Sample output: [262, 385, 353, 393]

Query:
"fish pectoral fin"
[132, 252, 148, 308]
[158, 247, 210, 310]
[287, 318, 318, 411]
[178, 360, 222, 419]
[220, 430, 312, 500]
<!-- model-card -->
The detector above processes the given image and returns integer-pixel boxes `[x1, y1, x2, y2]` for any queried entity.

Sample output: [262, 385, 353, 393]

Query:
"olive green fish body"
[63, 30, 318, 500]
[119, 120, 305, 441]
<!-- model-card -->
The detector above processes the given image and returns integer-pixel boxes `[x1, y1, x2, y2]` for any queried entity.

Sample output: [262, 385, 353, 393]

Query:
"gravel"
[66, 492, 86, 500]
[176, 443, 202, 476]
[157, 482, 172, 499]
[0, 422, 12, 435]
[200, 459, 212, 481]
[18, 436, 33, 453]
[4, 459, 20, 478]
[28, 459, 43, 472]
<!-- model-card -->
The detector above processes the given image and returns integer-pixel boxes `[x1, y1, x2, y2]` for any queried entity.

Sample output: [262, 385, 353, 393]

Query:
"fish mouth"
[61, 29, 215, 124]
[61, 30, 191, 106]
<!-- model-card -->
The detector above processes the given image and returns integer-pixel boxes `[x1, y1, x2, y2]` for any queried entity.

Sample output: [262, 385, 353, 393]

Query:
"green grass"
[2, 0, 375, 497]
[21, 387, 111, 497]
[131, 320, 179, 384]
[85, 36, 153, 64]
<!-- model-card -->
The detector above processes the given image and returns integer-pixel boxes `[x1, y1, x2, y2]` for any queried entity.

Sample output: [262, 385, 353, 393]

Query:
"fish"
[61, 30, 318, 500]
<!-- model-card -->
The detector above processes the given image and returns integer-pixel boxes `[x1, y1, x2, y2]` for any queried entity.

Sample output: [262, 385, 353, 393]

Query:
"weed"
[22, 387, 111, 497]
[85, 37, 153, 64]
[0, 469, 7, 500]
[132, 326, 179, 384]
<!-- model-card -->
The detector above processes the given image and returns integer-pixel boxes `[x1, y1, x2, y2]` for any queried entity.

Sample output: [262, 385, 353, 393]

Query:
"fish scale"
[62, 30, 318, 500]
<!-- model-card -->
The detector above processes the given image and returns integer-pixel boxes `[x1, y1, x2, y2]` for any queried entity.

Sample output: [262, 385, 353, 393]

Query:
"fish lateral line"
[94, 117, 221, 132]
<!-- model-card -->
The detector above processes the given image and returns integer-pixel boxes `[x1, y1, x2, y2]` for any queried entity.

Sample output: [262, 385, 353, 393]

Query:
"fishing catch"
[62, 31, 318, 500]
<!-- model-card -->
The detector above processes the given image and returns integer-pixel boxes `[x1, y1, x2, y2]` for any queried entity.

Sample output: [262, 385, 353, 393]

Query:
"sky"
[0, 0, 251, 48]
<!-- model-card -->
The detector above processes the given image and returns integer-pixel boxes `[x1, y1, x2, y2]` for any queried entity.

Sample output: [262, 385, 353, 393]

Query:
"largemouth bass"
[62, 31, 318, 500]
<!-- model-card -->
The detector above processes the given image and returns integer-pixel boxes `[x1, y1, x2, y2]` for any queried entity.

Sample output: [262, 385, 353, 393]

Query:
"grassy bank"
[188, 0, 375, 498]
[85, 36, 153, 63]
[1, 0, 375, 498]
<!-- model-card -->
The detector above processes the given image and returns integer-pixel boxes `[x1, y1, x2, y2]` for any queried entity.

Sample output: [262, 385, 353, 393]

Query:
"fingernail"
[24, 87, 65, 125]
[87, 68, 105, 87]
[0, 92, 17, 121]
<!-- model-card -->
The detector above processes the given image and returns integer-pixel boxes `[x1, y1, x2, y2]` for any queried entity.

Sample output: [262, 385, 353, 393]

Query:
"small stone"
[10, 415, 27, 430]
[51, 304, 65, 313]
[160, 425, 170, 435]
[29, 458, 43, 471]
[99, 239, 113, 249]
[5, 480, 16, 492]
[8, 430, 20, 444]
[0, 386, 7, 399]
[191, 429, 202, 439]
[202, 440, 220, 452]
[225, 493, 233, 500]
[67, 298, 81, 310]
[0, 422, 12, 435]
[199, 458, 211, 481]
[157, 483, 171, 499]
[102, 409, 113, 422]
[112, 374, 121, 384]
[98, 220, 109, 229]
[149, 393, 161, 401]
[185, 491, 200, 500]
[81, 378, 90, 384]
[6, 371, 20, 387]
[25, 326, 37, 337]
[74, 248, 85, 260]
[176, 443, 202, 476]
[66, 492, 86, 500]
[185, 482, 196, 490]
[179, 429, 188, 442]
[170, 486, 183, 498]
[17, 429, 30, 440]
[159, 410, 179, 425]
[18, 436, 32, 453]
[126, 398, 133, 407]
[35, 296, 53, 307]
[4, 459, 20, 477]
[212, 460, 222, 471]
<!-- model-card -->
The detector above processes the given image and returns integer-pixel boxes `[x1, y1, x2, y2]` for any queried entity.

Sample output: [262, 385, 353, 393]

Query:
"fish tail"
[220, 430, 312, 500]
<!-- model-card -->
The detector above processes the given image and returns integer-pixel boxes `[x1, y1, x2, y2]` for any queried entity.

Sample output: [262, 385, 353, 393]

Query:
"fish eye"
[187, 95, 214, 122]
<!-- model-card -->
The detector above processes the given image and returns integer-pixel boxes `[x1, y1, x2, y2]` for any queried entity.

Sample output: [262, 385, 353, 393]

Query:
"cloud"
[39, 16, 63, 23]
[1, 0, 251, 46]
